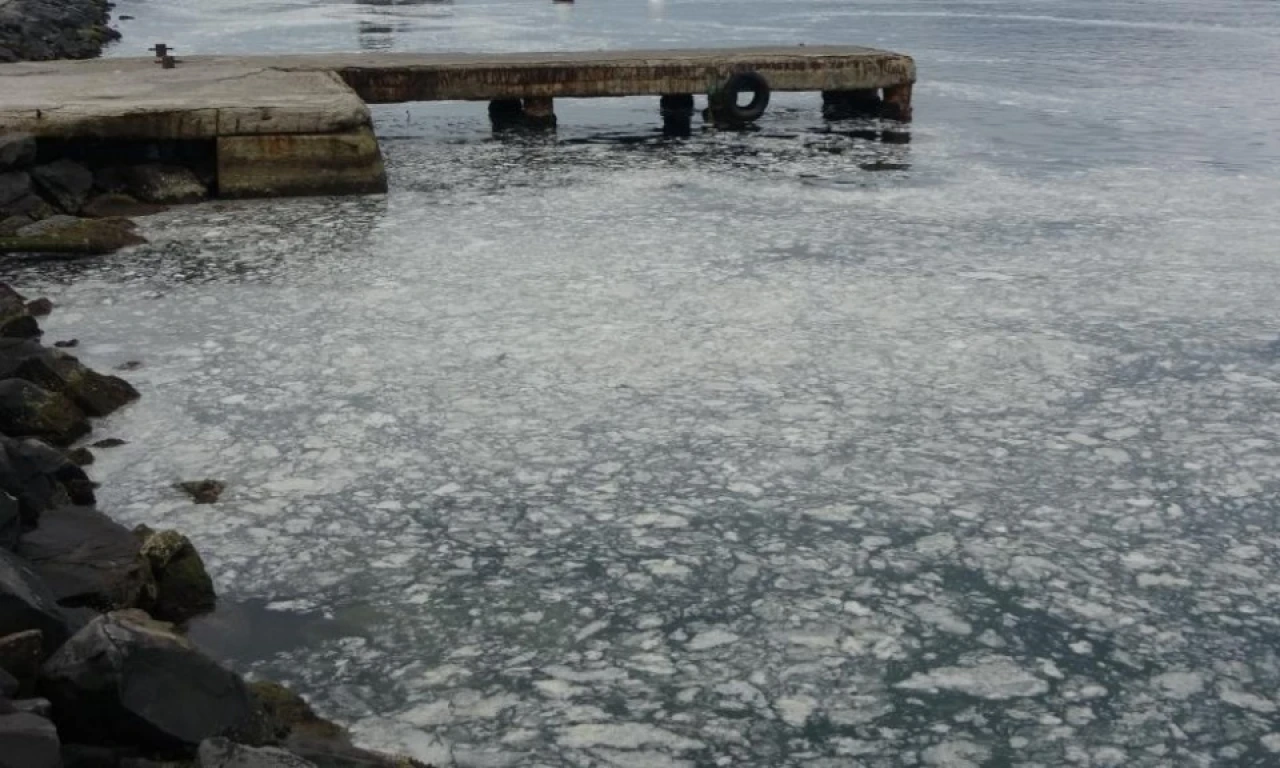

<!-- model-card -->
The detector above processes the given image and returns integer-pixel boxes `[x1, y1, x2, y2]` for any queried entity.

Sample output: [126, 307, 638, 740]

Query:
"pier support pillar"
[881, 83, 914, 122]
[522, 97, 557, 130]
[821, 89, 882, 120]
[489, 98, 557, 132]
[659, 94, 695, 137]
[216, 127, 387, 199]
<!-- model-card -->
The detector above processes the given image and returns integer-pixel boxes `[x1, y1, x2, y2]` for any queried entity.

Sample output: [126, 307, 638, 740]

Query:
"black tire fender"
[713, 72, 772, 123]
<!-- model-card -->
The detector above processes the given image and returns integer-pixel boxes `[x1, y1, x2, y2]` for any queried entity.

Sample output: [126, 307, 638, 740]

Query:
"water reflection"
[352, 0, 452, 52]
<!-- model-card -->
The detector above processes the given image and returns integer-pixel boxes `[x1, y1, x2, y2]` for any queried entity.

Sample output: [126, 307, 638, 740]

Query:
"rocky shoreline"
[2, 133, 214, 256]
[1, 285, 427, 767]
[0, 0, 119, 63]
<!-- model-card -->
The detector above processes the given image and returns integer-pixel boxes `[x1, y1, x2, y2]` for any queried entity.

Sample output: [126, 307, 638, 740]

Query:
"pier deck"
[0, 47, 915, 197]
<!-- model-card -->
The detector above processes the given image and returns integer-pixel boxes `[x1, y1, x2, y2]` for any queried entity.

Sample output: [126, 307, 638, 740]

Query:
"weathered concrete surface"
[0, 47, 914, 139]
[0, 61, 370, 139]
[216, 128, 387, 199]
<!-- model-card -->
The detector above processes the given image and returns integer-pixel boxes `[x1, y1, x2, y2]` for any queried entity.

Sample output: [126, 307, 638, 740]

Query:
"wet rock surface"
[136, 527, 216, 624]
[19, 505, 153, 610]
[40, 610, 254, 751]
[0, 0, 119, 63]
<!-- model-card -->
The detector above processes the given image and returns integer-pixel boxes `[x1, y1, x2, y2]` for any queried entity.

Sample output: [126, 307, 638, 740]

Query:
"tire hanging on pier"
[711, 71, 772, 124]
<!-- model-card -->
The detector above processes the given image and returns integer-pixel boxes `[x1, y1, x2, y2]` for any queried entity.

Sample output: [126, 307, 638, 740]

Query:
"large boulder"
[40, 610, 256, 752]
[0, 379, 90, 446]
[0, 136, 36, 172]
[0, 173, 30, 211]
[0, 711, 60, 768]
[0, 285, 38, 339]
[136, 528, 215, 624]
[0, 435, 95, 528]
[0, 548, 68, 655]
[0, 338, 139, 417]
[0, 629, 43, 696]
[198, 738, 316, 768]
[19, 506, 154, 611]
[30, 160, 94, 214]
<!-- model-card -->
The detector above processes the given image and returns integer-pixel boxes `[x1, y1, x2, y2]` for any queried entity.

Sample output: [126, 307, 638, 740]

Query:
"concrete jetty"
[0, 47, 915, 198]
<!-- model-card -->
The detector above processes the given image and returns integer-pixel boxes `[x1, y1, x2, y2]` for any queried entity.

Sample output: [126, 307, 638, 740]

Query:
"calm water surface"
[6, 1, 1280, 766]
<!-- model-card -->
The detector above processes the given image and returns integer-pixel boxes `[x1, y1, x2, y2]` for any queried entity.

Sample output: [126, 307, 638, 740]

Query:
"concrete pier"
[0, 46, 915, 198]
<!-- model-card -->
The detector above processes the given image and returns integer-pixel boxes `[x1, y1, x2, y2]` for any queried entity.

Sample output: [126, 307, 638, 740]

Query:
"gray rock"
[0, 284, 38, 339]
[19, 506, 154, 610]
[121, 164, 207, 205]
[0, 629, 43, 696]
[0, 216, 30, 237]
[0, 173, 30, 209]
[0, 338, 140, 417]
[40, 610, 255, 751]
[0, 137, 36, 171]
[199, 738, 317, 768]
[0, 137, 36, 172]
[138, 528, 216, 623]
[0, 711, 60, 768]
[31, 160, 94, 214]
[0, 666, 16, 697]
[0, 548, 67, 655]
[0, 435, 96, 527]
[14, 215, 80, 237]
[0, 378, 90, 446]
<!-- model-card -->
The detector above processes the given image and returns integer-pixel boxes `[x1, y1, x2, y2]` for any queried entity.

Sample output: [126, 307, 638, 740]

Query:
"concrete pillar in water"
[488, 98, 556, 132]
[659, 94, 695, 137]
[522, 97, 557, 131]
[821, 88, 882, 120]
[881, 83, 914, 122]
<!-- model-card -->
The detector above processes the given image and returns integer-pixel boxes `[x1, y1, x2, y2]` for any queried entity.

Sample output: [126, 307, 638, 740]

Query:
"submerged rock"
[0, 548, 68, 655]
[176, 480, 225, 505]
[81, 192, 168, 219]
[1, 216, 146, 256]
[19, 506, 154, 611]
[0, 379, 89, 446]
[247, 681, 345, 746]
[137, 528, 216, 624]
[40, 610, 255, 752]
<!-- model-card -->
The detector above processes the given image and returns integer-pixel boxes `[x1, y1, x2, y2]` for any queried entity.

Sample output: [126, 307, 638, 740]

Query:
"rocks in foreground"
[0, 549, 68, 654]
[0, 0, 120, 63]
[0, 378, 89, 447]
[137, 527, 217, 624]
[41, 610, 255, 751]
